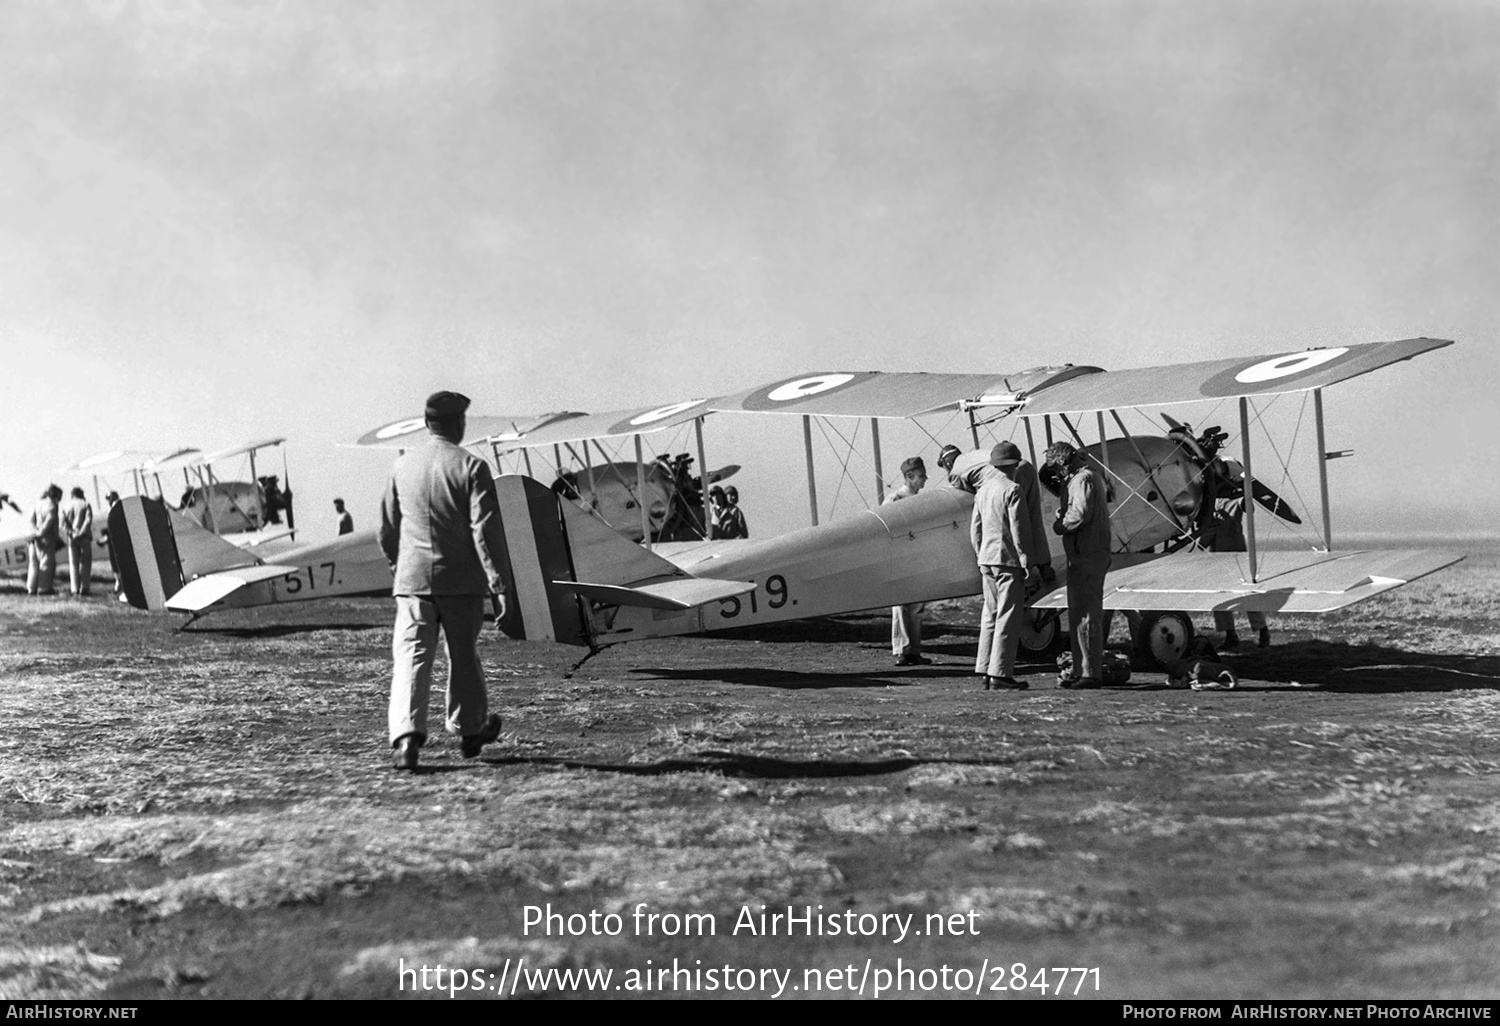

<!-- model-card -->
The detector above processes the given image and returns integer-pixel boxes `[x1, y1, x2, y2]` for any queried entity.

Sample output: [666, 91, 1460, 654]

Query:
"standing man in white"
[886, 456, 930, 666]
[379, 391, 508, 772]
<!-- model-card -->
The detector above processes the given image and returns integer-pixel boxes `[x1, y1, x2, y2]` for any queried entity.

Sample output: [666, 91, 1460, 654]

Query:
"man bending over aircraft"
[971, 442, 1046, 690]
[379, 390, 508, 772]
[940, 443, 1055, 584]
[1047, 441, 1112, 689]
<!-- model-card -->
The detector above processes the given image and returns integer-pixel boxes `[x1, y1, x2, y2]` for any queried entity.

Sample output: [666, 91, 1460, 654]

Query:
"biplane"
[358, 404, 740, 544]
[110, 339, 1461, 670]
[482, 337, 1461, 664]
[107, 402, 746, 619]
[1, 440, 297, 579]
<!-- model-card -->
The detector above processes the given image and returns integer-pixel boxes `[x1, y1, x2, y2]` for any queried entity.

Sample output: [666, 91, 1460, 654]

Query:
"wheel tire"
[1018, 608, 1067, 661]
[1134, 610, 1195, 670]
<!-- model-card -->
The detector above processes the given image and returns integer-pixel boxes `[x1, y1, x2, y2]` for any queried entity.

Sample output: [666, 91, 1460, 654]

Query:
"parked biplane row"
[0, 440, 297, 577]
[97, 336, 1462, 668]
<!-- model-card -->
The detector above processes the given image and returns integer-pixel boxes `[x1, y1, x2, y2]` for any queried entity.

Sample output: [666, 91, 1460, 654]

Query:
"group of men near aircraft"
[12, 484, 117, 598]
[886, 440, 1112, 689]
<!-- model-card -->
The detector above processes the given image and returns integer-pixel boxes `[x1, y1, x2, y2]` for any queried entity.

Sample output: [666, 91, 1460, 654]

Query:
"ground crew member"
[971, 442, 1045, 690]
[1048, 441, 1112, 688]
[61, 487, 94, 596]
[27, 485, 62, 596]
[941, 443, 1056, 582]
[101, 492, 125, 601]
[379, 391, 508, 772]
[334, 497, 354, 536]
[937, 444, 996, 493]
[886, 456, 930, 666]
[1205, 490, 1270, 649]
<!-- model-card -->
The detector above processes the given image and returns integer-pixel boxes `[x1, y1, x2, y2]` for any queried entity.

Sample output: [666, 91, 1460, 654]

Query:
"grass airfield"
[1, 552, 1497, 1001]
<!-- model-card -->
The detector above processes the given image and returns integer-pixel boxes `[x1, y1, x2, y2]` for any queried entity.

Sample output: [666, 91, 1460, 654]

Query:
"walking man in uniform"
[886, 456, 930, 666]
[61, 487, 94, 596]
[334, 497, 355, 536]
[1047, 441, 1113, 689]
[27, 485, 61, 596]
[379, 391, 508, 772]
[971, 442, 1045, 690]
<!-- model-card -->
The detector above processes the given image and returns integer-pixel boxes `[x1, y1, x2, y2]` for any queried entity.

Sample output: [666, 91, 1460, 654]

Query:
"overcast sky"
[2, 0, 1495, 542]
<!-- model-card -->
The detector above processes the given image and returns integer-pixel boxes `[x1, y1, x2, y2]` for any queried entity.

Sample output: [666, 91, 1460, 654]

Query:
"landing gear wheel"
[1018, 609, 1066, 661]
[1134, 610, 1194, 670]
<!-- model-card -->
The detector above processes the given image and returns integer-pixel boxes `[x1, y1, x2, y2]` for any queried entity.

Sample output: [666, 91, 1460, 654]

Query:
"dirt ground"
[1, 551, 1497, 1001]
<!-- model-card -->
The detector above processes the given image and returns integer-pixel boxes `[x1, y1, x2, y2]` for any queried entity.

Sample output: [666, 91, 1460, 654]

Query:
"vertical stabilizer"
[108, 497, 186, 611]
[492, 476, 591, 645]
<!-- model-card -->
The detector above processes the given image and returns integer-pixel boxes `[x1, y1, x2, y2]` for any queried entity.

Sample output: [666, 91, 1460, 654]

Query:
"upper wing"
[351, 412, 584, 449]
[703, 338, 1451, 421]
[1030, 548, 1464, 614]
[56, 448, 192, 476]
[988, 338, 1452, 417]
[709, 372, 1013, 418]
[483, 399, 721, 452]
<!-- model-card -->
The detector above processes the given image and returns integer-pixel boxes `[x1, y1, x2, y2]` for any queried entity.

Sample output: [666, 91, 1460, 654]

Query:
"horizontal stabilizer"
[167, 507, 263, 576]
[1031, 548, 1464, 614]
[163, 564, 300, 613]
[556, 575, 755, 611]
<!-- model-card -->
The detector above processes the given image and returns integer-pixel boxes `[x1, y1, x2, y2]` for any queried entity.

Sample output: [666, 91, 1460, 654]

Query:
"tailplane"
[492, 475, 752, 646]
[108, 497, 262, 611]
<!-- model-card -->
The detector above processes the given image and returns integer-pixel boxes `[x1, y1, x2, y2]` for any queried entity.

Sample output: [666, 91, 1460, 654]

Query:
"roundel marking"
[374, 417, 427, 440]
[1233, 348, 1351, 384]
[767, 374, 856, 402]
[628, 399, 709, 427]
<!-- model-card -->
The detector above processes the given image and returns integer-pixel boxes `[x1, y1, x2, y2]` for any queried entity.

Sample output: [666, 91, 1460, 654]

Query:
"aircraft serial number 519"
[282, 562, 339, 593]
[718, 575, 790, 618]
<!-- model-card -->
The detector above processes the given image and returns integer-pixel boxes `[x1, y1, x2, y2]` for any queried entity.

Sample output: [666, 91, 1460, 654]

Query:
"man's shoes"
[1221, 630, 1241, 651]
[987, 675, 1028, 691]
[460, 713, 504, 758]
[895, 654, 932, 666]
[1257, 627, 1271, 648]
[391, 734, 421, 772]
[1059, 677, 1102, 690]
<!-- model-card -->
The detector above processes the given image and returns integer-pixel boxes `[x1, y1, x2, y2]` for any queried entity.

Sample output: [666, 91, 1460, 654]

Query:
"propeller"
[1216, 461, 1302, 524]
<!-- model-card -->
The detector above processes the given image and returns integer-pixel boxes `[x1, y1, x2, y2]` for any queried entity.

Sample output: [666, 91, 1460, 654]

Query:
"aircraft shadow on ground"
[1224, 640, 1500, 693]
[628, 666, 945, 690]
[482, 750, 1017, 779]
[182, 622, 385, 639]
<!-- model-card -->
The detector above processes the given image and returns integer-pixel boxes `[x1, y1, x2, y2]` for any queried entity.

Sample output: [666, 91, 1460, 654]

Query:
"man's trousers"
[891, 603, 924, 657]
[67, 538, 92, 595]
[389, 594, 489, 744]
[975, 566, 1025, 678]
[26, 542, 55, 595]
[1065, 556, 1111, 681]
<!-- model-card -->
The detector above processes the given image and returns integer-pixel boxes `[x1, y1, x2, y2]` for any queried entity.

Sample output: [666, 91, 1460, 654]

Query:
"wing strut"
[1240, 397, 1258, 583]
[635, 434, 651, 550]
[871, 417, 885, 504]
[802, 415, 819, 526]
[693, 416, 710, 538]
[1314, 388, 1333, 551]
